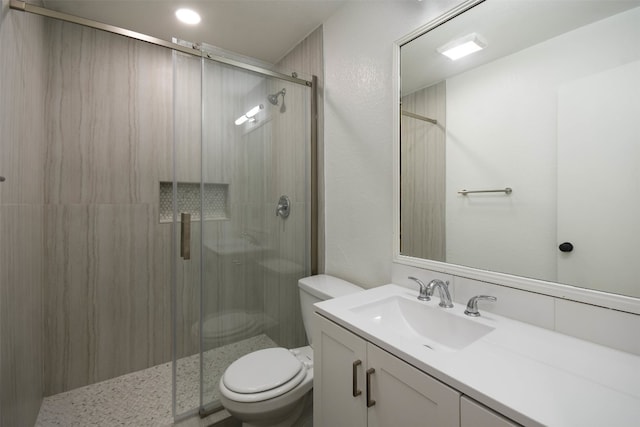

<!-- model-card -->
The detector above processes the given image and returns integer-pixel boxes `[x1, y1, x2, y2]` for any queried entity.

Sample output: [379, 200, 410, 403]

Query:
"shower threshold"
[35, 334, 277, 426]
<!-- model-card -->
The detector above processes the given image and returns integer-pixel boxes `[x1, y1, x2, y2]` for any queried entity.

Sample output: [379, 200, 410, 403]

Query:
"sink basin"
[350, 296, 494, 352]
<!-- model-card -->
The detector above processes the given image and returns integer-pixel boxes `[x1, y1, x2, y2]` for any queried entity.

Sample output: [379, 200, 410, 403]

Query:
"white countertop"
[314, 284, 640, 426]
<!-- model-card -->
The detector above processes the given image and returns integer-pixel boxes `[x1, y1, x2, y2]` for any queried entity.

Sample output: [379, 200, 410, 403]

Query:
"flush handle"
[352, 360, 362, 397]
[366, 368, 376, 407]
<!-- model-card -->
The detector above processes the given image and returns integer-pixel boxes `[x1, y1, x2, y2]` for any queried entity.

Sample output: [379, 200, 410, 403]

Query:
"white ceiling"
[43, 0, 347, 64]
[401, 0, 640, 94]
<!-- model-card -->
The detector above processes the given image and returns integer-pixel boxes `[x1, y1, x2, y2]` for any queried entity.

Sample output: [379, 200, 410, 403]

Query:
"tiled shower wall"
[276, 26, 325, 275]
[268, 26, 324, 347]
[0, 1, 322, 426]
[43, 19, 174, 395]
[400, 82, 446, 261]
[0, 2, 48, 425]
[1, 5, 324, 421]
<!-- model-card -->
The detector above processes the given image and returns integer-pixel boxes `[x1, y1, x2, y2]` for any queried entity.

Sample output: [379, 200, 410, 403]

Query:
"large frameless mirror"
[398, 0, 640, 303]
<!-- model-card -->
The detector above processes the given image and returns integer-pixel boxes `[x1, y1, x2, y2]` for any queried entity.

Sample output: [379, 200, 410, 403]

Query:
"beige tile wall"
[401, 82, 446, 261]
[266, 25, 323, 348]
[43, 20, 174, 395]
[276, 26, 325, 274]
[1, 11, 323, 417]
[0, 4, 47, 426]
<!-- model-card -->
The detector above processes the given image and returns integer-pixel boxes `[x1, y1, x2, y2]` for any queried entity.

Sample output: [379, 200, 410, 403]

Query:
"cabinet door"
[367, 344, 460, 427]
[313, 314, 367, 427]
[461, 396, 520, 427]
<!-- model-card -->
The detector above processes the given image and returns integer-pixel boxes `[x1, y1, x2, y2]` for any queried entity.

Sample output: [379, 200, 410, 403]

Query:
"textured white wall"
[322, 0, 461, 287]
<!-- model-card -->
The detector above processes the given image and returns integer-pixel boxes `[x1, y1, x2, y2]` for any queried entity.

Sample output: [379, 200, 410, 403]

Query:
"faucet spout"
[427, 279, 453, 308]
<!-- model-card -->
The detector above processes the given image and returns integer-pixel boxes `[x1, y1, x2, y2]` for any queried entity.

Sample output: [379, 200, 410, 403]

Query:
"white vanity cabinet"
[461, 396, 520, 427]
[314, 313, 460, 427]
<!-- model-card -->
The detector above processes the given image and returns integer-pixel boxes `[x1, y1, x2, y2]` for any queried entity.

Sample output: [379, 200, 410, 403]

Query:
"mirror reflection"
[400, 0, 640, 298]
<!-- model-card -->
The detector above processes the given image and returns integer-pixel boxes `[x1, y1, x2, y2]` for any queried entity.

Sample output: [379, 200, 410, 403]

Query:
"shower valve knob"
[276, 195, 291, 219]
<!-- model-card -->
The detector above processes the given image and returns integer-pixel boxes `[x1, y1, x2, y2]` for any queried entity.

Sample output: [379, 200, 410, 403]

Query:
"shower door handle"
[180, 213, 191, 260]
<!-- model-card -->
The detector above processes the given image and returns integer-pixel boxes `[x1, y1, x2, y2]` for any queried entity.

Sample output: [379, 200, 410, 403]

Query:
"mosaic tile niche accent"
[159, 182, 229, 223]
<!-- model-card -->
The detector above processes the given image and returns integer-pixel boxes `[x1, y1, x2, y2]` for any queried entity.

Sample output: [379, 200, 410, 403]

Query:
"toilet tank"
[298, 274, 362, 347]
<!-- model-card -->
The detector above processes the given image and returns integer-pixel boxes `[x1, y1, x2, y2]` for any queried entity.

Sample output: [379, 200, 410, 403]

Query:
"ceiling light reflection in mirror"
[437, 33, 486, 60]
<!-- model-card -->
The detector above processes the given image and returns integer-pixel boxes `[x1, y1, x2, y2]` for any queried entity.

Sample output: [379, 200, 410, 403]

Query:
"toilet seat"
[221, 348, 308, 402]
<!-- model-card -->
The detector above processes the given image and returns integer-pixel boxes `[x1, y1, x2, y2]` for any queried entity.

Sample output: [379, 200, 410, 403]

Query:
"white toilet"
[219, 274, 362, 426]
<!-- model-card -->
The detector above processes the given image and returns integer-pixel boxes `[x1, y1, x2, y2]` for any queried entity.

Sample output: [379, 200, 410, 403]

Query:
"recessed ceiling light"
[175, 8, 201, 25]
[437, 33, 486, 61]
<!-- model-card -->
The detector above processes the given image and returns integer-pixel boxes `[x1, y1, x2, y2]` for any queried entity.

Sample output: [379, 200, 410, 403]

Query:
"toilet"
[219, 274, 363, 426]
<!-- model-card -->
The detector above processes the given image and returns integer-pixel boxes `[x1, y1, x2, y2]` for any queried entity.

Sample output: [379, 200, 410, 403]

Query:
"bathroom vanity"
[313, 285, 640, 426]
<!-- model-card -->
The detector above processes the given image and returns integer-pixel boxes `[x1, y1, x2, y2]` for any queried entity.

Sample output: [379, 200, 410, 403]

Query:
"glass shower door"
[171, 44, 313, 418]
[172, 47, 204, 418]
[199, 54, 312, 412]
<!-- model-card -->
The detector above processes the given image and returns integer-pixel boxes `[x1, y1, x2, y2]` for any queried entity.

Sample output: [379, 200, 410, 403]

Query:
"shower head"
[268, 88, 286, 105]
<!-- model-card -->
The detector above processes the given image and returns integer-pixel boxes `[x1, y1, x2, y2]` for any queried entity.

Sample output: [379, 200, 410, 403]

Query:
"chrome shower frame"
[9, 0, 312, 88]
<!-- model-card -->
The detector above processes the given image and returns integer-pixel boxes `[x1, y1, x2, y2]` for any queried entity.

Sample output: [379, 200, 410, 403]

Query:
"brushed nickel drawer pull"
[352, 360, 362, 397]
[366, 368, 376, 407]
[180, 213, 191, 260]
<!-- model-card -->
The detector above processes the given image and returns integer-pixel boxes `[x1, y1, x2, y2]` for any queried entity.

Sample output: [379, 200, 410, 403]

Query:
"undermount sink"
[350, 295, 494, 352]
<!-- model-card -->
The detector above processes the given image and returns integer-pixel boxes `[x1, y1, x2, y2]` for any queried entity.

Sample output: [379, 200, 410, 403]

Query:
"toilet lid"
[223, 348, 303, 394]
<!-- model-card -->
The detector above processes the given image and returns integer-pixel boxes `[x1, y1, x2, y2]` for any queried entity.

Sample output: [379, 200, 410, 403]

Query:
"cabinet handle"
[366, 368, 376, 407]
[352, 360, 362, 397]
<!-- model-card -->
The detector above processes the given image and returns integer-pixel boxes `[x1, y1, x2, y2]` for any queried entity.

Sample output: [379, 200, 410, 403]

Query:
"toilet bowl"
[219, 346, 313, 426]
[218, 275, 362, 427]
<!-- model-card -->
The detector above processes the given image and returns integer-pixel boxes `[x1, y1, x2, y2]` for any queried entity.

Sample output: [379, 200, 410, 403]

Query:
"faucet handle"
[408, 276, 430, 301]
[464, 295, 497, 317]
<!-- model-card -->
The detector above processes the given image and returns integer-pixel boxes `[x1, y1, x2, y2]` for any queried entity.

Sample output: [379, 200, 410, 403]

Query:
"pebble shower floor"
[35, 335, 276, 426]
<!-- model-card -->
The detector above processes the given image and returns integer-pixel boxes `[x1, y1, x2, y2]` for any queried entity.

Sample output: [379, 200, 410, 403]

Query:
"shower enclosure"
[172, 45, 315, 417]
[2, 2, 316, 424]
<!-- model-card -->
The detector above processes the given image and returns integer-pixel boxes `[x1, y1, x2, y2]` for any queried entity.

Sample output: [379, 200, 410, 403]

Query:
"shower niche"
[159, 182, 229, 223]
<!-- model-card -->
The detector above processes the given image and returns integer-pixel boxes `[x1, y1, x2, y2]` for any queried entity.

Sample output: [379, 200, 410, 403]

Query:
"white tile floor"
[35, 335, 277, 426]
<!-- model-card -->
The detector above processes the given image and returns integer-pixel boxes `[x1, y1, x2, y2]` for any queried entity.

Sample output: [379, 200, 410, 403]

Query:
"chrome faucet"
[427, 279, 453, 308]
[464, 295, 497, 317]
[408, 276, 430, 301]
